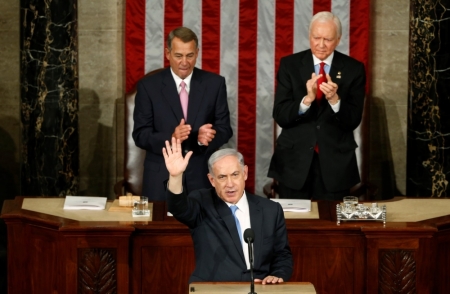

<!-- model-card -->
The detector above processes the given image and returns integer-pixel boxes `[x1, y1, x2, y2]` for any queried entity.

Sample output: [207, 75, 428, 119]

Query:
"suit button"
[184, 149, 188, 153]
[317, 125, 320, 129]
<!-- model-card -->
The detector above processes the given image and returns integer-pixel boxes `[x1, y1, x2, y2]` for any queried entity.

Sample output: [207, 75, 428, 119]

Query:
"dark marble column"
[20, 0, 79, 196]
[407, 0, 450, 197]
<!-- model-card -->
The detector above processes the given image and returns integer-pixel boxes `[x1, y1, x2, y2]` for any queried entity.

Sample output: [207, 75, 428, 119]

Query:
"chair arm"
[113, 179, 125, 199]
[263, 179, 278, 199]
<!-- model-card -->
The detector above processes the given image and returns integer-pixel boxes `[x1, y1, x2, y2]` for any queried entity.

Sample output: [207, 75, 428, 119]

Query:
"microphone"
[243, 228, 257, 294]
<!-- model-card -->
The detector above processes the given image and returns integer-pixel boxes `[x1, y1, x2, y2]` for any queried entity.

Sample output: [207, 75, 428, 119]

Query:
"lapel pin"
[336, 72, 341, 79]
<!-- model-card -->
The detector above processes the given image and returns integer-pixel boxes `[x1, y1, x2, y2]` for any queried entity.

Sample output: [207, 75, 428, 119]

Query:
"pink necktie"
[180, 81, 188, 120]
[316, 62, 326, 104]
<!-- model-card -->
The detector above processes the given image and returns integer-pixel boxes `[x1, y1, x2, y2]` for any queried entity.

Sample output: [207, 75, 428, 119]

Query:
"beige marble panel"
[385, 104, 407, 195]
[116, 102, 125, 179]
[78, 31, 122, 107]
[370, 0, 410, 197]
[0, 2, 31, 197]
[371, 30, 409, 105]
[116, 29, 126, 96]
[79, 101, 116, 199]
[78, 0, 125, 31]
[78, 0, 124, 199]
[0, 105, 21, 163]
[0, 32, 20, 106]
[371, 0, 410, 31]
[0, 2, 20, 31]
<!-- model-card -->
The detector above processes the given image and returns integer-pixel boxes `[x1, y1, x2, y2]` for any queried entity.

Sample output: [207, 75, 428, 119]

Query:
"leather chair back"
[120, 68, 165, 196]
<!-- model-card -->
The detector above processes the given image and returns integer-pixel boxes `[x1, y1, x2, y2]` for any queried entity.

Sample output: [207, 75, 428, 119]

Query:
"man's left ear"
[207, 173, 216, 187]
[243, 165, 248, 181]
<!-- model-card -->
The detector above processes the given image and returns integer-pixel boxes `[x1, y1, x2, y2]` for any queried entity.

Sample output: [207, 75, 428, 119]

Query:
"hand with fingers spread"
[172, 119, 192, 142]
[198, 124, 216, 146]
[163, 137, 193, 193]
[163, 137, 193, 177]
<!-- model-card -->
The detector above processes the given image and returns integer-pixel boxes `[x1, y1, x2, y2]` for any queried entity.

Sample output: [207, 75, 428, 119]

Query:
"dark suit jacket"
[167, 188, 293, 283]
[133, 68, 232, 200]
[268, 50, 366, 192]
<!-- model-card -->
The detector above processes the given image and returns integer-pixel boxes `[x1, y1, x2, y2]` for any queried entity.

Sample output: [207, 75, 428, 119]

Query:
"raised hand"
[162, 137, 193, 177]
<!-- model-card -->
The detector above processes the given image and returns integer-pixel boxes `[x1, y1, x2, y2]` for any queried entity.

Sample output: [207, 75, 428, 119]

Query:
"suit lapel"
[214, 194, 246, 263]
[187, 68, 205, 125]
[299, 50, 315, 86]
[248, 194, 263, 268]
[161, 69, 185, 121]
[329, 51, 345, 86]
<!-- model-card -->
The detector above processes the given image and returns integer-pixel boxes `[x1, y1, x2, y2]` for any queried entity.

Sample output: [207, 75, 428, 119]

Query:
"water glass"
[132, 196, 150, 217]
[343, 196, 358, 206]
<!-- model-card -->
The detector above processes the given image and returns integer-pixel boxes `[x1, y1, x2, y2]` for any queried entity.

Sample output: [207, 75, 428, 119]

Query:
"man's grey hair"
[309, 11, 342, 38]
[167, 27, 199, 50]
[208, 149, 245, 176]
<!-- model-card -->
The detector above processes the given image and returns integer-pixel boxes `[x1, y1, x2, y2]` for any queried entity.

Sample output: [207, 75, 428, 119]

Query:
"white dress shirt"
[170, 68, 193, 95]
[225, 192, 252, 269]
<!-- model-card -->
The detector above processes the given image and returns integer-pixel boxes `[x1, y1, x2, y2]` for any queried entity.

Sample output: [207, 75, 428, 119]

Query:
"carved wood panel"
[78, 248, 117, 294]
[379, 249, 416, 294]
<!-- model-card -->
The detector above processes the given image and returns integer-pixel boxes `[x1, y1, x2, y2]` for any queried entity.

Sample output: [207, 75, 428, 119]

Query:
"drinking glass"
[132, 196, 150, 217]
[343, 196, 358, 206]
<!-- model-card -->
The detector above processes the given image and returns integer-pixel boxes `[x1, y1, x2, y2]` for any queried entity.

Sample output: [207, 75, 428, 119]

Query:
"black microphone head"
[243, 228, 255, 244]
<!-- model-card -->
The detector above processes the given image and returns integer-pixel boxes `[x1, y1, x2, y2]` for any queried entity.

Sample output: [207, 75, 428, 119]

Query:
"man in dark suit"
[163, 137, 293, 284]
[133, 27, 232, 200]
[268, 11, 366, 201]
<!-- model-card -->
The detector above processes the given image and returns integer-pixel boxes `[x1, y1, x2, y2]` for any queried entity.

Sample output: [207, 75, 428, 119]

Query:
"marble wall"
[0, 0, 410, 199]
[407, 0, 450, 197]
[20, 0, 79, 197]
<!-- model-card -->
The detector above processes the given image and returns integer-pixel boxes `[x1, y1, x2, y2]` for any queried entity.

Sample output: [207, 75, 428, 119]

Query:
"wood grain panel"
[437, 232, 450, 293]
[141, 246, 195, 294]
[29, 225, 61, 293]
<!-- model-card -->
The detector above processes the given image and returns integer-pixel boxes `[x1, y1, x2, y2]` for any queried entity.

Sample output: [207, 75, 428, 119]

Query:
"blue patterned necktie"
[230, 205, 242, 245]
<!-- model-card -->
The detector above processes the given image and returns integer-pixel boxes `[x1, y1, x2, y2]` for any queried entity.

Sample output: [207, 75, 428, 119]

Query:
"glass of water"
[343, 196, 358, 206]
[132, 196, 150, 217]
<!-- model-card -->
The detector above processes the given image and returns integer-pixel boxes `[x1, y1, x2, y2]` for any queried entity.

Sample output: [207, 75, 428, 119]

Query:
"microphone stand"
[246, 237, 257, 294]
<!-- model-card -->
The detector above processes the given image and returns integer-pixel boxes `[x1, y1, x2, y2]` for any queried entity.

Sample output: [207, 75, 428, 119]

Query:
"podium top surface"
[3, 196, 450, 226]
[188, 282, 316, 293]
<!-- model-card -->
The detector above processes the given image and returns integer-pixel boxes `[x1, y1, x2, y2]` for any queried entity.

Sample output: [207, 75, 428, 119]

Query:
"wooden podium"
[188, 282, 316, 293]
[2, 197, 450, 293]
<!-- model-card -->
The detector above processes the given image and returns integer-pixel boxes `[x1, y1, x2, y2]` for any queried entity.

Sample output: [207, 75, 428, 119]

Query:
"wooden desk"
[2, 197, 450, 294]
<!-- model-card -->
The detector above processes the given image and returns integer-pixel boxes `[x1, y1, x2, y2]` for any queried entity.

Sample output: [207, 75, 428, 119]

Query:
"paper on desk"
[271, 199, 311, 212]
[63, 196, 107, 210]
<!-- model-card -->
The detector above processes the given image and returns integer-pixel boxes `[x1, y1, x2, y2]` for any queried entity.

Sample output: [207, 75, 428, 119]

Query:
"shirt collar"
[170, 68, 193, 90]
[224, 191, 249, 214]
[312, 52, 334, 66]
